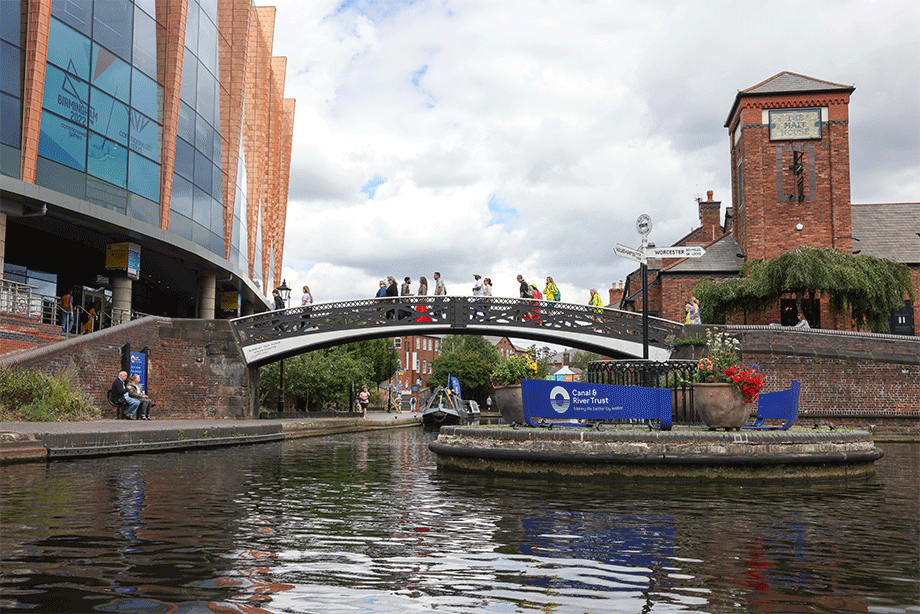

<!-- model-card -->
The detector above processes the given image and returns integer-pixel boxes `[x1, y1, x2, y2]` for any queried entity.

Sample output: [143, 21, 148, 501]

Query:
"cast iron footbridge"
[230, 296, 682, 366]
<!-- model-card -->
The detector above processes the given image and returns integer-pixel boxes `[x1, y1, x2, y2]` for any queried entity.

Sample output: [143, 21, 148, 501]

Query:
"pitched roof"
[725, 72, 855, 126]
[742, 71, 853, 95]
[663, 233, 746, 273]
[851, 203, 920, 264]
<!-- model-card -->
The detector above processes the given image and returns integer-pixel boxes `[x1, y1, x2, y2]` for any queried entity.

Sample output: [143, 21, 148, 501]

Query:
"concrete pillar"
[0, 211, 6, 275]
[199, 271, 216, 319]
[112, 277, 132, 325]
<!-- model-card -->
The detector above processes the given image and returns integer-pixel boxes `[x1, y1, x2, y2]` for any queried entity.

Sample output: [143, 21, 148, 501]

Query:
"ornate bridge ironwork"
[230, 296, 682, 365]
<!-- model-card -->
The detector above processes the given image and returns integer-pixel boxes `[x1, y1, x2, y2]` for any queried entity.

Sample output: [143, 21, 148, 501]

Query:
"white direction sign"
[648, 246, 706, 259]
[614, 243, 645, 263]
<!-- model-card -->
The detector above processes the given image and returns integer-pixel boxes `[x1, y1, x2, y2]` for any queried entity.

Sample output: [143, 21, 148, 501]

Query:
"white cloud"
[267, 0, 920, 307]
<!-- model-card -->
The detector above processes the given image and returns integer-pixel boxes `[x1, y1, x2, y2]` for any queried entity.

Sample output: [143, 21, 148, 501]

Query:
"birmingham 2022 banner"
[520, 379, 672, 429]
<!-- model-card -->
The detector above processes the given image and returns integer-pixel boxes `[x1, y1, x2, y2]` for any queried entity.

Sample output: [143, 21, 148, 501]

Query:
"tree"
[342, 339, 398, 384]
[430, 335, 500, 404]
[569, 350, 602, 372]
[261, 347, 371, 411]
[693, 246, 915, 332]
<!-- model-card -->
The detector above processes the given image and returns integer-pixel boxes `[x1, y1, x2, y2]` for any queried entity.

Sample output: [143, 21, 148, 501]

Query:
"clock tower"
[725, 72, 855, 261]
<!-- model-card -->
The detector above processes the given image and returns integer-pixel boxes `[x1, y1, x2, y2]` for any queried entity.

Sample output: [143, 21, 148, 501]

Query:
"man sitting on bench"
[111, 371, 140, 420]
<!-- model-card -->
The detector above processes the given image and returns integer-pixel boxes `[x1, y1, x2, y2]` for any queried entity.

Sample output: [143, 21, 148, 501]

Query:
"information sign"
[648, 246, 705, 259]
[614, 243, 645, 263]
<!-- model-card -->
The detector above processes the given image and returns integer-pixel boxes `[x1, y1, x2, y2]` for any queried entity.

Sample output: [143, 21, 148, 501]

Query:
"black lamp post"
[386, 344, 394, 412]
[276, 280, 291, 412]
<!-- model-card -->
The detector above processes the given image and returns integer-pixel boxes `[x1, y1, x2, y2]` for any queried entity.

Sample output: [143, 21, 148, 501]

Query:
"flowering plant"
[689, 329, 764, 403]
[491, 352, 539, 386]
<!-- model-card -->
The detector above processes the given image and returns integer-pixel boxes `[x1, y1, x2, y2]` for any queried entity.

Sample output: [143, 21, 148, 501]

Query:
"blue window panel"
[192, 221, 209, 250]
[131, 68, 159, 121]
[89, 87, 128, 146]
[93, 0, 132, 62]
[1, 0, 23, 44]
[211, 162, 222, 202]
[170, 173, 194, 218]
[127, 150, 159, 202]
[128, 108, 159, 162]
[168, 209, 193, 241]
[47, 17, 90, 81]
[43, 63, 90, 126]
[195, 112, 212, 159]
[87, 131, 127, 188]
[1, 92, 22, 148]
[212, 125, 222, 161]
[38, 109, 87, 171]
[210, 194, 224, 235]
[174, 137, 194, 181]
[177, 101, 195, 144]
[50, 0, 91, 36]
[199, 0, 218, 28]
[91, 43, 130, 103]
[132, 4, 157, 77]
[1, 41, 20, 96]
[128, 192, 159, 226]
[196, 61, 216, 131]
[192, 185, 210, 227]
[179, 50, 197, 106]
[194, 149, 211, 194]
[184, 2, 199, 56]
[198, 11, 217, 74]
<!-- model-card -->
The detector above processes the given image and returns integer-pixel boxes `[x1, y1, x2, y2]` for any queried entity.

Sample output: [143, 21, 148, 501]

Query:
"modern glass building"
[1, 0, 293, 319]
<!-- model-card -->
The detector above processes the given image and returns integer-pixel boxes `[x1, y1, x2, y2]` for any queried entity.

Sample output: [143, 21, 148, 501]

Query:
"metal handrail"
[1, 279, 139, 334]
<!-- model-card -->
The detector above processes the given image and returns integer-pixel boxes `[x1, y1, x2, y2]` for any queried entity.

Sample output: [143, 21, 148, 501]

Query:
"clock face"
[769, 108, 822, 141]
[636, 214, 652, 237]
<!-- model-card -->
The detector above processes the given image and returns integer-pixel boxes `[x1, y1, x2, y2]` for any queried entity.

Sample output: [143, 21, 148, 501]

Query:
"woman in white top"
[301, 285, 313, 306]
[482, 278, 493, 296]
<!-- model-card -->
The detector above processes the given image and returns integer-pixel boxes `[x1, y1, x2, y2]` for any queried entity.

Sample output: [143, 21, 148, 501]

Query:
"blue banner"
[520, 379, 671, 429]
[450, 376, 462, 398]
[129, 351, 147, 393]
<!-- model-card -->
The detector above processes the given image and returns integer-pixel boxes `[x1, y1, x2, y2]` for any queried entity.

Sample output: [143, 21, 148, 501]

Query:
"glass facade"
[0, 0, 23, 178]
[169, 0, 227, 258]
[4, 0, 289, 311]
[36, 0, 162, 219]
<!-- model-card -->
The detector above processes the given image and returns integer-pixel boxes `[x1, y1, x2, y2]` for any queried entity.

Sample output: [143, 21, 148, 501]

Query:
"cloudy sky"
[267, 0, 920, 307]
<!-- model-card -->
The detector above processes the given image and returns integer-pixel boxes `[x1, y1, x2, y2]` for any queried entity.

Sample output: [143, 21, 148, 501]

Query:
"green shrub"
[0, 366, 101, 422]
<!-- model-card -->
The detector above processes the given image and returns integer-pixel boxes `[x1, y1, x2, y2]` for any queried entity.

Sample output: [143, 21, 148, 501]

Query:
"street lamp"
[276, 279, 291, 309]
[276, 280, 291, 413]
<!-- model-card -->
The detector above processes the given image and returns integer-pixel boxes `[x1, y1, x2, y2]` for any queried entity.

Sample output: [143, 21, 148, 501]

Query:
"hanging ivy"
[693, 246, 915, 332]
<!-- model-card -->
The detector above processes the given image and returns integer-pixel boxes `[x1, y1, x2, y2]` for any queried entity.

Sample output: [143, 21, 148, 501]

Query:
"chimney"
[698, 190, 722, 242]
[608, 281, 624, 307]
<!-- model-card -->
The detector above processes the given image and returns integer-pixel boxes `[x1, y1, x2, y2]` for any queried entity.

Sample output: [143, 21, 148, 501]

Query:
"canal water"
[1, 429, 917, 614]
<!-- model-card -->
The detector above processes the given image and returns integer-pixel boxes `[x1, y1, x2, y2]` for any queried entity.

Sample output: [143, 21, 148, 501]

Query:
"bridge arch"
[230, 296, 681, 367]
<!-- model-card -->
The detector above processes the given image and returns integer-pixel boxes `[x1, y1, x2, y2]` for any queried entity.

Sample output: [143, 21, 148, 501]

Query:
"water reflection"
[0, 430, 916, 613]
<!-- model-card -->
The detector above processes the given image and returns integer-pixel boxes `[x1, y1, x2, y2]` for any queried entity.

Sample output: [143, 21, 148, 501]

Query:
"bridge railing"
[231, 296, 681, 353]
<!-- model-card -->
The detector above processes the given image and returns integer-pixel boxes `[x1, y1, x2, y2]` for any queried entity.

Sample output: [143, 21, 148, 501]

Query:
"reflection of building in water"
[113, 469, 146, 543]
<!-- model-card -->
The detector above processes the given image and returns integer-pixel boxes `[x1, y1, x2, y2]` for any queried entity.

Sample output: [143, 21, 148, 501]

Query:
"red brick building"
[620, 72, 918, 334]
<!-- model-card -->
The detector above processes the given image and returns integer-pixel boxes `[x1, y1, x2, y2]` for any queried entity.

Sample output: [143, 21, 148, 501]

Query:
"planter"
[492, 384, 524, 425]
[693, 383, 751, 430]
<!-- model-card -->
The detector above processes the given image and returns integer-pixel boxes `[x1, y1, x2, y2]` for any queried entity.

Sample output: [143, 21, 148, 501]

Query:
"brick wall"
[1, 313, 63, 357]
[729, 326, 920, 413]
[0, 317, 256, 419]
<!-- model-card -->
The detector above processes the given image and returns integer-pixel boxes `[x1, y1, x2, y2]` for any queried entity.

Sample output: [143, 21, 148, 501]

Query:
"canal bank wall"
[0, 414, 422, 464]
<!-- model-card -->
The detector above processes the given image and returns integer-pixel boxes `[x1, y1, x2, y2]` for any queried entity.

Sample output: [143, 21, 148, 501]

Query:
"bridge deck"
[231, 296, 681, 365]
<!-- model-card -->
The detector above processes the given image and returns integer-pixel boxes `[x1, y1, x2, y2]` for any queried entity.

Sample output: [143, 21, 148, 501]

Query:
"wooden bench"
[743, 380, 800, 430]
[520, 380, 672, 431]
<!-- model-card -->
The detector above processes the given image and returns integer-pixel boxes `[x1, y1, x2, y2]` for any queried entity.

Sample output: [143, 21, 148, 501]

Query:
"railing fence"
[586, 359, 701, 424]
